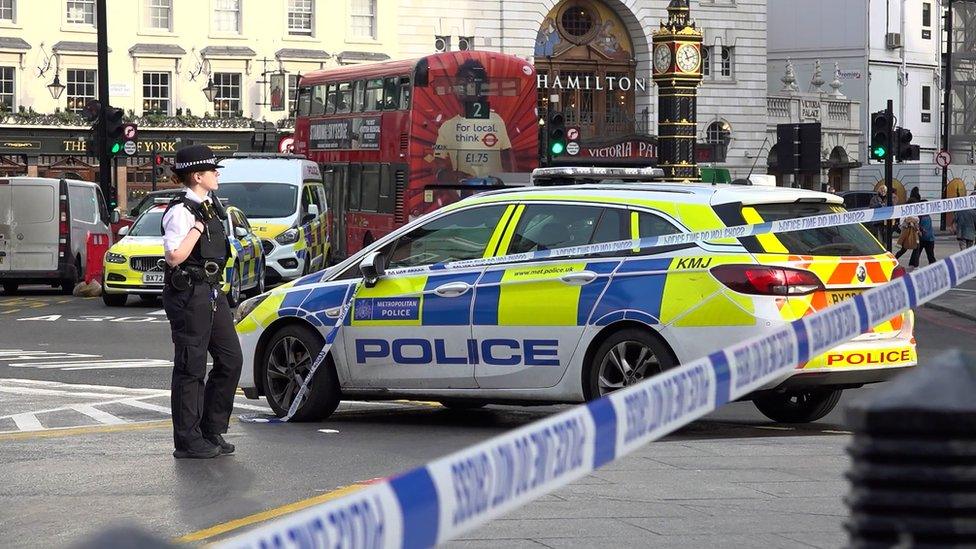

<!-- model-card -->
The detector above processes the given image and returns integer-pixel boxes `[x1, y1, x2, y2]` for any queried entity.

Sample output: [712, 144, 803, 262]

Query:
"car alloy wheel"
[596, 340, 664, 396]
[229, 265, 242, 306]
[265, 335, 313, 412]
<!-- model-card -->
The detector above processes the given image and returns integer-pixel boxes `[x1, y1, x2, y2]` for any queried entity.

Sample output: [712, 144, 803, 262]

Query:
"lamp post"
[202, 77, 217, 103]
[47, 73, 65, 100]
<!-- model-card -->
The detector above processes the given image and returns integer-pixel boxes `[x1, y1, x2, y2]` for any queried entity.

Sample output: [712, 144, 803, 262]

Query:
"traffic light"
[153, 154, 167, 178]
[83, 100, 101, 156]
[870, 110, 893, 161]
[104, 107, 125, 156]
[895, 127, 920, 162]
[547, 110, 566, 158]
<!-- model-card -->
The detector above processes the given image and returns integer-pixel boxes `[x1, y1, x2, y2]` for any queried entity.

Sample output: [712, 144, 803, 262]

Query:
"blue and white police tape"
[265, 193, 976, 421]
[219, 245, 976, 549]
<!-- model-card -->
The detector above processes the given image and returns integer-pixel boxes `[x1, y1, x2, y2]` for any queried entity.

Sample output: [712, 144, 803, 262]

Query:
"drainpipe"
[900, 0, 908, 131]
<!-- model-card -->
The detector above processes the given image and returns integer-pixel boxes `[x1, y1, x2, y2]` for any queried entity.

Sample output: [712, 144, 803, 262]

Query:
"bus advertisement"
[293, 50, 539, 258]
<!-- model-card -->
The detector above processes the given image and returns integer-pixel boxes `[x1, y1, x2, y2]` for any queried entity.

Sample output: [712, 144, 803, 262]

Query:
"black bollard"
[844, 350, 976, 548]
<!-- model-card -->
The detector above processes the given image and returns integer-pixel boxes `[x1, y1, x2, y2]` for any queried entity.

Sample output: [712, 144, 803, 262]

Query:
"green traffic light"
[872, 146, 886, 158]
[110, 142, 122, 155]
[551, 141, 565, 155]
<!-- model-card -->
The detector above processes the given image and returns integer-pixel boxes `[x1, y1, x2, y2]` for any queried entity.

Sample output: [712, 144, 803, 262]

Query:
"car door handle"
[434, 281, 471, 297]
[560, 271, 598, 285]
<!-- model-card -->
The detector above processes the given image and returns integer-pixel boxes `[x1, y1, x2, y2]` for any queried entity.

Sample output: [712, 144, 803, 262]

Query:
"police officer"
[162, 145, 242, 459]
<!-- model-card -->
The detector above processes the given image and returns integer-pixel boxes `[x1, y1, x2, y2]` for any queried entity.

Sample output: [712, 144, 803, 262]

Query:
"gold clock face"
[653, 44, 672, 74]
[676, 44, 701, 73]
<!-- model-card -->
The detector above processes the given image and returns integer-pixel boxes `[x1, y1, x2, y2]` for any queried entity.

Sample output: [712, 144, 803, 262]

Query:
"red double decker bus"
[293, 50, 539, 258]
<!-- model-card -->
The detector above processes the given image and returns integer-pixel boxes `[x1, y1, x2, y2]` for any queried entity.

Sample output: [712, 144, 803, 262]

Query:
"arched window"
[706, 120, 732, 148]
[701, 46, 710, 77]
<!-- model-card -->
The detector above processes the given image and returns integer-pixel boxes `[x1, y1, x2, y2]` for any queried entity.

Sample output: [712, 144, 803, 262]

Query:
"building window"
[720, 47, 733, 78]
[66, 0, 95, 26]
[706, 120, 732, 150]
[146, 0, 172, 30]
[922, 85, 932, 122]
[213, 0, 240, 33]
[0, 67, 13, 111]
[701, 47, 711, 77]
[288, 74, 300, 115]
[212, 72, 241, 117]
[66, 69, 96, 113]
[288, 0, 313, 36]
[142, 72, 170, 114]
[922, 2, 932, 39]
[0, 0, 15, 22]
[349, 0, 376, 39]
[561, 4, 595, 38]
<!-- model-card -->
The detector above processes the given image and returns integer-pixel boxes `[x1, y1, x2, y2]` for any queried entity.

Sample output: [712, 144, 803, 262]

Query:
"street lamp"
[47, 73, 65, 100]
[202, 77, 217, 103]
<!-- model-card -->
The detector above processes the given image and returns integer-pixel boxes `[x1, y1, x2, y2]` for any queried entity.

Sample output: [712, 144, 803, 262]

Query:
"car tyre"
[61, 256, 83, 295]
[584, 327, 676, 400]
[227, 263, 242, 307]
[753, 389, 843, 423]
[102, 292, 127, 307]
[261, 324, 340, 422]
[2, 283, 18, 295]
[247, 259, 266, 297]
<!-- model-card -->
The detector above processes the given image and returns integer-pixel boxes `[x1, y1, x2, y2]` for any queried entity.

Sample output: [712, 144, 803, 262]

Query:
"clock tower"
[652, 0, 704, 182]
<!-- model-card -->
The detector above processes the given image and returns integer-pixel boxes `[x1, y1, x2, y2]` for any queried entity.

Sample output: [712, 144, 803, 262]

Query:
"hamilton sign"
[537, 74, 649, 92]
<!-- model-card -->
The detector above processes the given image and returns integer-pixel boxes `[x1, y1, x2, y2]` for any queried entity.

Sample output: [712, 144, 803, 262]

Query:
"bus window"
[383, 77, 400, 110]
[365, 79, 383, 111]
[325, 84, 337, 114]
[337, 83, 352, 114]
[311, 85, 327, 116]
[359, 165, 380, 212]
[352, 80, 365, 112]
[379, 164, 394, 213]
[399, 77, 412, 110]
[348, 164, 362, 211]
[297, 86, 312, 116]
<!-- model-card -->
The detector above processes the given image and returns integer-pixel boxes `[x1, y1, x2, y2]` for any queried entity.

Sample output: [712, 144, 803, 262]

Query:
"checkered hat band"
[175, 157, 217, 170]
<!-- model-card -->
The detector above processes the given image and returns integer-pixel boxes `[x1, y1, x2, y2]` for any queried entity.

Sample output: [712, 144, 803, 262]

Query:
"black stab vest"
[163, 196, 229, 268]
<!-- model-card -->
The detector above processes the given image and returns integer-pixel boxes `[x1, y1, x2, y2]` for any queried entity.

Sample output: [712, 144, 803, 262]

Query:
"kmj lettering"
[355, 338, 560, 366]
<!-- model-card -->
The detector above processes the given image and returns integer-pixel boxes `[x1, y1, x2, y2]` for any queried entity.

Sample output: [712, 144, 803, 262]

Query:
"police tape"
[254, 193, 976, 421]
[221, 245, 976, 548]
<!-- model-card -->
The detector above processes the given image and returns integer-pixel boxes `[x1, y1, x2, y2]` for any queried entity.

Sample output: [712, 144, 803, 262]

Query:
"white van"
[215, 154, 330, 283]
[0, 177, 115, 294]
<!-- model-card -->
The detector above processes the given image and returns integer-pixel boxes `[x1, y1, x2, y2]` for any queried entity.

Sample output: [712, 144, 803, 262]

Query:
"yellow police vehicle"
[214, 154, 330, 283]
[102, 201, 265, 307]
[234, 167, 914, 424]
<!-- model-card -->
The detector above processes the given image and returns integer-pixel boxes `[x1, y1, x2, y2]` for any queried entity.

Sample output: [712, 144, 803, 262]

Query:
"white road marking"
[0, 350, 100, 361]
[1, 379, 167, 395]
[11, 413, 44, 431]
[9, 359, 172, 370]
[119, 399, 172, 415]
[0, 386, 140, 399]
[753, 425, 795, 431]
[317, 429, 340, 434]
[70, 404, 126, 425]
[149, 309, 167, 316]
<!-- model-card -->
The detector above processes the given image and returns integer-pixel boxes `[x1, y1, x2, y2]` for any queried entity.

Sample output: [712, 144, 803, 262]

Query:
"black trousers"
[909, 240, 936, 267]
[162, 282, 243, 450]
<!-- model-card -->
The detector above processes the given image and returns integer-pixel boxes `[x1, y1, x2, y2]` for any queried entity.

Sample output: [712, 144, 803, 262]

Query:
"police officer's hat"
[173, 145, 222, 175]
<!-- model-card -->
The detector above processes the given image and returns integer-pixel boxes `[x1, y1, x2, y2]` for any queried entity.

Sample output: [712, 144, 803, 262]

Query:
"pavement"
[898, 234, 976, 321]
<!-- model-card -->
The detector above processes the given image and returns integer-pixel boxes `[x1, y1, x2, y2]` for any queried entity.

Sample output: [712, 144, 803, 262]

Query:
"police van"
[234, 167, 914, 424]
[215, 154, 330, 283]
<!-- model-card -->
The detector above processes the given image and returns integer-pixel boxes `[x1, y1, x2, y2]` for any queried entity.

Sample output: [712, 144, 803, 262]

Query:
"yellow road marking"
[1, 309, 20, 314]
[0, 420, 171, 441]
[392, 399, 443, 408]
[178, 482, 371, 543]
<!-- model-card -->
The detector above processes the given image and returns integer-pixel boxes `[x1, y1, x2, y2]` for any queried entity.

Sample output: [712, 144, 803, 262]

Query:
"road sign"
[936, 150, 951, 168]
[278, 135, 295, 153]
[122, 123, 138, 140]
[566, 127, 580, 141]
[122, 140, 137, 156]
[566, 141, 580, 156]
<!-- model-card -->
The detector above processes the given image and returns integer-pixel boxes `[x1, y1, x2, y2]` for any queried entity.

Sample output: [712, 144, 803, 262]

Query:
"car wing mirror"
[117, 225, 130, 237]
[110, 210, 120, 224]
[359, 251, 387, 288]
[234, 226, 248, 238]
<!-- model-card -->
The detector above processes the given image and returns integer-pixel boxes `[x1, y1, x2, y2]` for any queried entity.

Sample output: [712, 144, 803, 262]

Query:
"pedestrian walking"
[868, 185, 888, 241]
[909, 207, 937, 267]
[950, 188, 976, 250]
[161, 145, 242, 459]
[894, 195, 919, 262]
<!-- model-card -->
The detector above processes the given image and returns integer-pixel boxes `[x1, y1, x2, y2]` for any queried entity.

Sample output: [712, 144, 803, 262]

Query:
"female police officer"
[162, 145, 243, 459]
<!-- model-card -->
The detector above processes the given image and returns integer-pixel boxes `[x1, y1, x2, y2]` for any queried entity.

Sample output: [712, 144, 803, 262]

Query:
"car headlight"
[234, 293, 269, 324]
[275, 228, 300, 245]
[105, 252, 127, 264]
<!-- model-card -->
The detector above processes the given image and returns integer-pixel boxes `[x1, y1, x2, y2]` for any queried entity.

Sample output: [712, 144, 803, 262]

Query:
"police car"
[102, 201, 266, 307]
[234, 167, 914, 423]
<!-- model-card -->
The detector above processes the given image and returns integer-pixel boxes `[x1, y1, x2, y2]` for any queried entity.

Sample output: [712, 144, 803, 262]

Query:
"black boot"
[173, 439, 221, 459]
[203, 432, 235, 454]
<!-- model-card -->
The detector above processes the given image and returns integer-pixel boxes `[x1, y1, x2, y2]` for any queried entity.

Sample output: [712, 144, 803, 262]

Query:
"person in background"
[951, 189, 976, 250]
[910, 205, 937, 267]
[868, 185, 888, 241]
[894, 194, 919, 262]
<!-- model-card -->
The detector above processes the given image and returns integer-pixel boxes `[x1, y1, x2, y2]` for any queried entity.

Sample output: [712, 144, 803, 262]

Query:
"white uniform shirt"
[162, 189, 211, 253]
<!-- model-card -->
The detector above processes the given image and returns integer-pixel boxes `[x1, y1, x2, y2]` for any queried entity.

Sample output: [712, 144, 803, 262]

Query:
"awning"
[53, 41, 110, 54]
[200, 46, 256, 59]
[128, 44, 186, 57]
[275, 48, 331, 61]
[336, 51, 390, 64]
[0, 37, 30, 52]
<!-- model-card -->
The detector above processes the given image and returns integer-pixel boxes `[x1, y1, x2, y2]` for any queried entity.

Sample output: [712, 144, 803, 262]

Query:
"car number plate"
[828, 290, 861, 304]
[143, 272, 164, 285]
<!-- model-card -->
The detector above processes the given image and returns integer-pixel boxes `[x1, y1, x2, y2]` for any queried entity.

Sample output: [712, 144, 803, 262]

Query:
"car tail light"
[890, 265, 906, 280]
[711, 264, 825, 296]
[58, 179, 70, 260]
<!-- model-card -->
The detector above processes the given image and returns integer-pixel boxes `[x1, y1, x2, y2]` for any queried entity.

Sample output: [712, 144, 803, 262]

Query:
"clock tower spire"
[653, 0, 704, 182]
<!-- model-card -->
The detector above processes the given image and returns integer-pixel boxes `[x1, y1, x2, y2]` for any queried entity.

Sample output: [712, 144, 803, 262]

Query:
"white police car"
[234, 168, 914, 423]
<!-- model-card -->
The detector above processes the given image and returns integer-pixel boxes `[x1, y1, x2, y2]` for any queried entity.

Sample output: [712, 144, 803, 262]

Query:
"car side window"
[301, 186, 314, 215]
[386, 205, 508, 268]
[636, 211, 681, 239]
[507, 204, 606, 254]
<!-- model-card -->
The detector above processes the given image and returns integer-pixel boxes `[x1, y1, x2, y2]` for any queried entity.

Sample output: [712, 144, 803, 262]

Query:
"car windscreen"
[130, 210, 165, 237]
[215, 183, 299, 219]
[745, 202, 885, 256]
